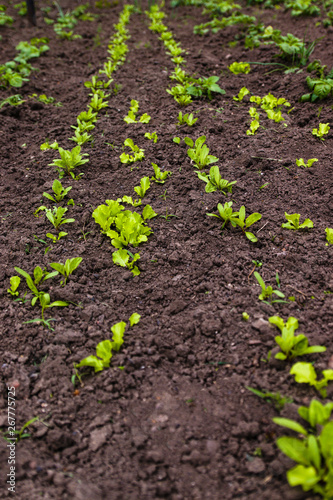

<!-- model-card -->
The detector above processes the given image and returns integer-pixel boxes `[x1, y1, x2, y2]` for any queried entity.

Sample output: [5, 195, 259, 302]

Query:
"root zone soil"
[0, 1, 333, 499]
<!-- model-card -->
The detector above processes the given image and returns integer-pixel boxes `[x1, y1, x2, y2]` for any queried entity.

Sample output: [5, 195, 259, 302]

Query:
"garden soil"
[0, 1, 333, 499]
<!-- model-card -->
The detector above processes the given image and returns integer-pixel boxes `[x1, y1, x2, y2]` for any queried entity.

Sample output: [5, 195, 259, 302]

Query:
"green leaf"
[76, 355, 105, 373]
[112, 249, 129, 267]
[142, 205, 157, 220]
[129, 313, 140, 327]
[245, 231, 258, 242]
[246, 213, 262, 227]
[273, 417, 308, 436]
[319, 421, 333, 459]
[96, 340, 112, 364]
[276, 437, 310, 465]
[110, 321, 126, 351]
[290, 362, 317, 385]
[48, 301, 68, 307]
[286, 464, 320, 489]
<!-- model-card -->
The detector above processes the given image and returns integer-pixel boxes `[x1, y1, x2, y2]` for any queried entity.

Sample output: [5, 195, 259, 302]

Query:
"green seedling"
[93, 199, 156, 249]
[69, 128, 92, 145]
[296, 158, 318, 168]
[49, 257, 82, 286]
[29, 93, 62, 107]
[197, 165, 236, 194]
[37, 206, 75, 231]
[49, 146, 89, 179]
[112, 249, 140, 276]
[178, 112, 198, 126]
[0, 94, 25, 108]
[134, 177, 150, 198]
[246, 386, 293, 411]
[76, 315, 140, 372]
[119, 138, 145, 164]
[40, 140, 59, 151]
[43, 179, 72, 203]
[160, 208, 179, 221]
[7, 276, 21, 297]
[233, 86, 250, 101]
[124, 100, 150, 123]
[89, 94, 108, 112]
[117, 195, 142, 207]
[247, 119, 260, 135]
[173, 136, 181, 144]
[301, 73, 333, 103]
[229, 62, 250, 74]
[282, 213, 313, 230]
[207, 201, 261, 241]
[0, 4, 14, 25]
[84, 76, 113, 91]
[72, 118, 95, 134]
[269, 315, 326, 361]
[144, 132, 158, 143]
[242, 312, 249, 321]
[186, 75, 225, 100]
[274, 407, 333, 498]
[186, 135, 219, 170]
[2, 417, 40, 443]
[290, 362, 333, 398]
[151, 163, 172, 184]
[312, 123, 330, 140]
[77, 108, 98, 124]
[275, 399, 333, 434]
[254, 272, 286, 303]
[325, 228, 333, 245]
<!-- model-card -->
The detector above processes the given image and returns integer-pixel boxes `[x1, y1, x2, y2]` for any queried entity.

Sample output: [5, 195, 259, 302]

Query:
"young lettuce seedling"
[76, 315, 140, 373]
[197, 165, 236, 194]
[228, 62, 250, 74]
[233, 86, 250, 101]
[49, 146, 89, 179]
[134, 177, 150, 198]
[151, 163, 172, 184]
[119, 138, 145, 164]
[43, 179, 72, 203]
[117, 195, 142, 207]
[144, 132, 158, 143]
[296, 158, 318, 168]
[88, 94, 108, 112]
[254, 272, 286, 303]
[207, 202, 262, 242]
[269, 315, 326, 360]
[178, 112, 198, 126]
[49, 257, 82, 286]
[325, 228, 333, 245]
[112, 249, 140, 276]
[282, 213, 313, 230]
[40, 140, 59, 151]
[273, 402, 333, 498]
[312, 122, 330, 140]
[69, 129, 92, 146]
[124, 100, 151, 124]
[290, 362, 333, 398]
[38, 206, 75, 231]
[7, 276, 21, 297]
[186, 135, 219, 170]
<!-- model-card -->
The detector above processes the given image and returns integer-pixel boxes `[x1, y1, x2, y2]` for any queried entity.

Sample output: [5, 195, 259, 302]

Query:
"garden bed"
[0, 0, 333, 498]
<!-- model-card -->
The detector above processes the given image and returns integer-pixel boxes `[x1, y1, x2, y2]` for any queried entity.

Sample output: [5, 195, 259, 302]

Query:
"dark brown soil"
[1, 1, 333, 499]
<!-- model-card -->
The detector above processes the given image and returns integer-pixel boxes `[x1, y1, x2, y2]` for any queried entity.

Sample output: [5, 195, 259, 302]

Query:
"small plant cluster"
[147, 4, 225, 106]
[124, 99, 151, 124]
[0, 38, 49, 88]
[120, 138, 145, 164]
[28, 93, 62, 107]
[0, 4, 13, 25]
[44, 3, 96, 40]
[93, 199, 157, 275]
[8, 259, 82, 330]
[76, 313, 141, 372]
[301, 64, 333, 103]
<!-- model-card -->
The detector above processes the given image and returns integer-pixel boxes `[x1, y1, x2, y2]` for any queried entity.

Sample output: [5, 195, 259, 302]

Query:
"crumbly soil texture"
[0, 1, 333, 499]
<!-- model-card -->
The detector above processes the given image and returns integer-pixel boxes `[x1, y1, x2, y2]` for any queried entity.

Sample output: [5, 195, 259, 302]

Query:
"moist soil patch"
[0, 1, 333, 499]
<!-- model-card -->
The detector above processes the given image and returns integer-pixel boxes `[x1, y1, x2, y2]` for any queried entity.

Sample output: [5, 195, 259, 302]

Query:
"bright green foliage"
[151, 163, 172, 184]
[144, 132, 158, 143]
[186, 136, 219, 170]
[269, 315, 326, 361]
[29, 93, 62, 106]
[49, 258, 83, 286]
[312, 123, 330, 140]
[124, 100, 151, 123]
[76, 315, 140, 372]
[282, 213, 313, 230]
[254, 272, 286, 303]
[173, 137, 181, 144]
[69, 128, 92, 145]
[92, 200, 154, 249]
[38, 206, 75, 231]
[51, 3, 96, 40]
[142, 205, 158, 220]
[197, 166, 237, 194]
[325, 228, 333, 245]
[72, 118, 95, 134]
[119, 138, 145, 164]
[193, 13, 256, 36]
[290, 362, 333, 398]
[233, 87, 250, 101]
[46, 232, 68, 243]
[40, 140, 59, 150]
[207, 202, 261, 242]
[7, 276, 21, 297]
[242, 312, 250, 321]
[0, 4, 13, 25]
[49, 146, 89, 179]
[301, 75, 333, 103]
[0, 94, 25, 108]
[178, 112, 198, 126]
[247, 119, 260, 135]
[84, 76, 113, 91]
[77, 109, 98, 124]
[112, 249, 140, 276]
[14, 266, 66, 329]
[285, 0, 320, 17]
[134, 177, 150, 198]
[229, 62, 251, 74]
[89, 93, 109, 112]
[246, 386, 293, 411]
[43, 180, 72, 203]
[274, 401, 333, 498]
[117, 195, 142, 207]
[186, 76, 225, 100]
[296, 158, 318, 168]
